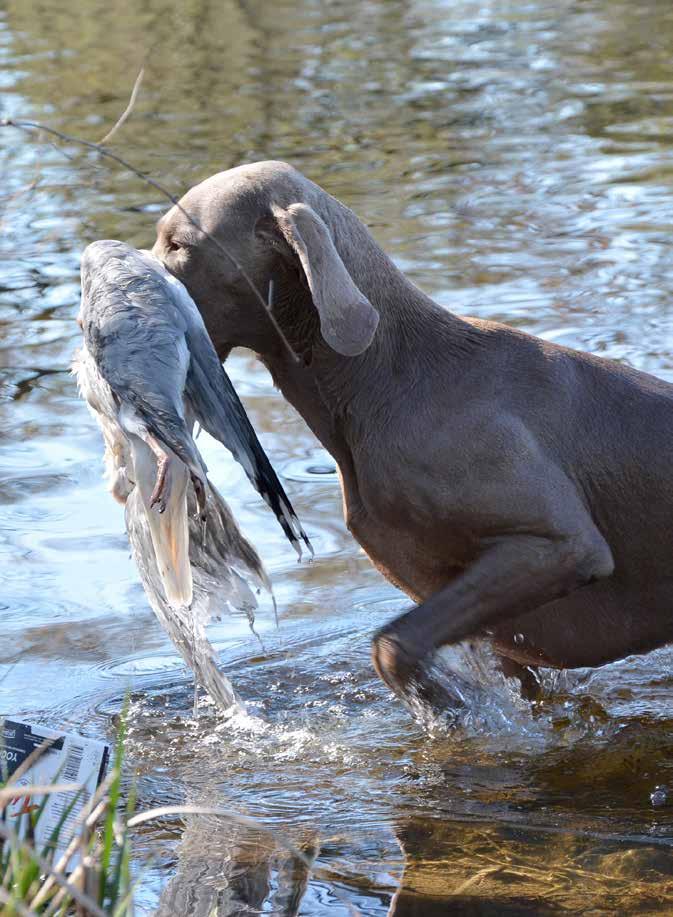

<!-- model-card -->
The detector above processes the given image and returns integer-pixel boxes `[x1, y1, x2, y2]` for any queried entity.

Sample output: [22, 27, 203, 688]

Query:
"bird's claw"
[192, 475, 207, 516]
[150, 453, 170, 513]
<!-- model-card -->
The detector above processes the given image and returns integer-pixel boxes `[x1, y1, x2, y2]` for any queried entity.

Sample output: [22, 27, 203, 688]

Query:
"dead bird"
[73, 240, 312, 707]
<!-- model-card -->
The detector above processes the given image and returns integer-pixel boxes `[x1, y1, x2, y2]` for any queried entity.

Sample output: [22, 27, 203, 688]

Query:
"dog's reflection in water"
[153, 813, 538, 916]
[155, 804, 671, 915]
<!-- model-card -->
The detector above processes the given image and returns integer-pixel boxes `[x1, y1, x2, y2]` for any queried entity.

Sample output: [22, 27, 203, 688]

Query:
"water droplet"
[651, 785, 669, 808]
[514, 633, 525, 645]
[306, 463, 336, 475]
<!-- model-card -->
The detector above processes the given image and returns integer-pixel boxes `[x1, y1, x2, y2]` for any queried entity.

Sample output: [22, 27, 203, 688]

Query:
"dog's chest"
[343, 492, 471, 602]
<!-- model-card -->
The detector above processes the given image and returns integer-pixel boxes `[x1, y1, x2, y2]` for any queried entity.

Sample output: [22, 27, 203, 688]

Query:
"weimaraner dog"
[152, 160, 672, 704]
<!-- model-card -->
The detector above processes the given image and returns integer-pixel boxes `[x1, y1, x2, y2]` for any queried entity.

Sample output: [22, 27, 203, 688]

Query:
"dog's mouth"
[215, 343, 233, 363]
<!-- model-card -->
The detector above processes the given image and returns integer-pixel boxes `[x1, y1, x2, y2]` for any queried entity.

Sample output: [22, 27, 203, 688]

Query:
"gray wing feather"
[82, 241, 311, 554]
[81, 241, 204, 476]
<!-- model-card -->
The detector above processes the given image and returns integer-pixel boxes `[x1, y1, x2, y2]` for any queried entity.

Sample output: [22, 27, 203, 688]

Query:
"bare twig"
[0, 117, 301, 365]
[0, 167, 41, 210]
[0, 137, 42, 226]
[97, 67, 144, 146]
[452, 864, 504, 895]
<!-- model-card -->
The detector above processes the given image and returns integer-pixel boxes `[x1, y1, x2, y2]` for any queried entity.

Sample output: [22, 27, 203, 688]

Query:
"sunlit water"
[3, 0, 673, 912]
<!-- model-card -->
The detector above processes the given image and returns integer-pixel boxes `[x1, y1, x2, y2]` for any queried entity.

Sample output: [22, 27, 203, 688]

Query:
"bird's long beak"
[132, 440, 193, 609]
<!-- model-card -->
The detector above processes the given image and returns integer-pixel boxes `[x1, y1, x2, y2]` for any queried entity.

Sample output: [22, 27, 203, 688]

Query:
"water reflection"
[4, 0, 673, 911]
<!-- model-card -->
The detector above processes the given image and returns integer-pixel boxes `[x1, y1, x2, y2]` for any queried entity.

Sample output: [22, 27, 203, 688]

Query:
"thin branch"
[0, 117, 300, 365]
[0, 171, 40, 209]
[0, 136, 43, 227]
[97, 67, 144, 146]
[452, 864, 504, 895]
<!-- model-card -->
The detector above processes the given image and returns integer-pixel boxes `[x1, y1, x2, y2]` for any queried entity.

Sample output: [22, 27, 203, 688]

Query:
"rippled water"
[3, 0, 673, 912]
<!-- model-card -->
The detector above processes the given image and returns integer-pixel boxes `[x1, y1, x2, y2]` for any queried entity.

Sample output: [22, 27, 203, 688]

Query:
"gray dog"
[152, 160, 672, 703]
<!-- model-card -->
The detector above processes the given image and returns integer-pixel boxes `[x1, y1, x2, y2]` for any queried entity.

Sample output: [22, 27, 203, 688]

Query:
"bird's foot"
[150, 453, 171, 513]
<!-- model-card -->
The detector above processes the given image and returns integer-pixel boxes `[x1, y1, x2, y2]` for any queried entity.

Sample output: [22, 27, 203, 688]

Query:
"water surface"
[3, 0, 673, 912]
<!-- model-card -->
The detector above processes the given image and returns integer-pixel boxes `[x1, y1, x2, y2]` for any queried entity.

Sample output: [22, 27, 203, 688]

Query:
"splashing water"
[400, 640, 535, 738]
[400, 640, 614, 752]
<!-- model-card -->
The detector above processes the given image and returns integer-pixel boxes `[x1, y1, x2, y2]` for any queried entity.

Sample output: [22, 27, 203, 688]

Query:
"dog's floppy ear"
[259, 203, 379, 357]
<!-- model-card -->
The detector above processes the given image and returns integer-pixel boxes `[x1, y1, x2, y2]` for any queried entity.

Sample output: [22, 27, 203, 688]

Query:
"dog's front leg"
[371, 530, 613, 700]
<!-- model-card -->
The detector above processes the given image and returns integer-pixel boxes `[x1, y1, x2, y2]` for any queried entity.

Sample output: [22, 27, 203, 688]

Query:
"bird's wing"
[149, 255, 313, 557]
[80, 242, 204, 479]
[186, 349, 312, 556]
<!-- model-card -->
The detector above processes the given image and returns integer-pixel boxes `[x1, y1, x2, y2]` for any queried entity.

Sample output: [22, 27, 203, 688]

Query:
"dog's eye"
[167, 239, 182, 253]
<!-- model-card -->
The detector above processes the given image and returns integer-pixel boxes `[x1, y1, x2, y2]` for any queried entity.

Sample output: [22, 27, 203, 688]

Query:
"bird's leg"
[141, 433, 172, 513]
[129, 429, 193, 609]
[150, 456, 171, 512]
[189, 474, 208, 549]
[192, 474, 207, 517]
